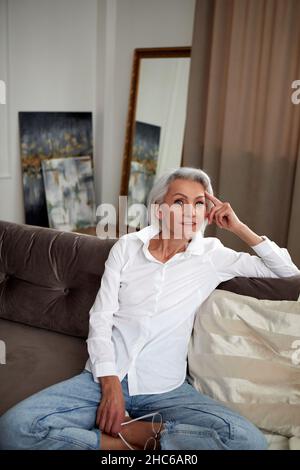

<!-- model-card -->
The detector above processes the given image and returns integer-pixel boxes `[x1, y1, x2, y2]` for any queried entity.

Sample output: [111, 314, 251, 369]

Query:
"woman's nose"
[183, 203, 196, 218]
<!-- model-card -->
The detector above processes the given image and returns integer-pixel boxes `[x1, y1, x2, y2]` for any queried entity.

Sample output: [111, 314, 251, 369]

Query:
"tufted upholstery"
[0, 220, 117, 338]
[1, 220, 299, 340]
[217, 274, 300, 300]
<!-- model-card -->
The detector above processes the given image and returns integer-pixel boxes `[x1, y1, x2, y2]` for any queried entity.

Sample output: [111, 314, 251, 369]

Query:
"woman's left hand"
[204, 190, 243, 233]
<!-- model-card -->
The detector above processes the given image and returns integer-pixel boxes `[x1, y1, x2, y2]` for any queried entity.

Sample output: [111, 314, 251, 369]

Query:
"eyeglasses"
[143, 413, 163, 450]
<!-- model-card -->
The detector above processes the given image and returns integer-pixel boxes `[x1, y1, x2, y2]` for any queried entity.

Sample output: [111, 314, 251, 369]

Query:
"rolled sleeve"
[91, 361, 118, 383]
[250, 236, 274, 256]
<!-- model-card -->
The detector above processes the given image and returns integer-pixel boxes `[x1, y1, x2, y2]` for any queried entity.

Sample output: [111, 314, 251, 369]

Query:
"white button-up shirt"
[84, 224, 300, 396]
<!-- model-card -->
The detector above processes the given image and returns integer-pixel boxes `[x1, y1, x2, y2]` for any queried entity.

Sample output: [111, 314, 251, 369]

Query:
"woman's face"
[157, 179, 209, 239]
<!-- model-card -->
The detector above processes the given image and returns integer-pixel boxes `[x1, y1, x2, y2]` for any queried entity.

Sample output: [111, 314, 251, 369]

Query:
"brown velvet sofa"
[1, 219, 300, 419]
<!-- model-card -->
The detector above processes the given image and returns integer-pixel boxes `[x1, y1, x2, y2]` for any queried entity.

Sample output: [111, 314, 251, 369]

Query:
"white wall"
[0, 0, 195, 223]
[0, 0, 97, 223]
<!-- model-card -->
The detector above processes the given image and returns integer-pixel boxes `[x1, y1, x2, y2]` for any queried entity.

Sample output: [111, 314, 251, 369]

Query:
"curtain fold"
[183, 0, 300, 264]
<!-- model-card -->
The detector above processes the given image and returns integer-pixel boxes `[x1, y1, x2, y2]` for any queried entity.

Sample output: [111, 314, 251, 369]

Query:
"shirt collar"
[134, 223, 205, 256]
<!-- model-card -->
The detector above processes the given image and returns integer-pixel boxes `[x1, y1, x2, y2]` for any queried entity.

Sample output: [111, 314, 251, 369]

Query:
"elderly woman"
[0, 167, 299, 451]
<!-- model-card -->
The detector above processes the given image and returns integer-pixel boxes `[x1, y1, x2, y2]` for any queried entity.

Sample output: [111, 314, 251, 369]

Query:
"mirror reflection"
[122, 50, 191, 228]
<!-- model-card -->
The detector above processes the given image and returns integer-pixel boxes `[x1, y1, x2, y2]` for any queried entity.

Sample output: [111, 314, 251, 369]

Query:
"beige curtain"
[183, 0, 300, 265]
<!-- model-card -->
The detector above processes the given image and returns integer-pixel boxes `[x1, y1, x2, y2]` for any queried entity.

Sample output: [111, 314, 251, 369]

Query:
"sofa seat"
[0, 318, 88, 416]
[2, 317, 300, 449]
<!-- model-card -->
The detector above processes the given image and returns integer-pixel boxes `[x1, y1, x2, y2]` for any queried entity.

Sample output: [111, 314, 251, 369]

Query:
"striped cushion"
[187, 290, 300, 438]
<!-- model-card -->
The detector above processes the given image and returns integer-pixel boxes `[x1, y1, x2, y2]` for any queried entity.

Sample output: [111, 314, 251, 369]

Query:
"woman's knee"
[0, 408, 18, 449]
[232, 421, 268, 450]
[0, 404, 32, 450]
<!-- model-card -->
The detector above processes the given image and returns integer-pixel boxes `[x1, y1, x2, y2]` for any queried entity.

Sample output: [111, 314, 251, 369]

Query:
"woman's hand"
[96, 376, 126, 438]
[204, 190, 243, 233]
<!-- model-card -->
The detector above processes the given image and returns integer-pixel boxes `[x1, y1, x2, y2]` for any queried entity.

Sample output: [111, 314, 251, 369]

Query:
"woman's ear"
[153, 203, 162, 223]
[156, 204, 162, 221]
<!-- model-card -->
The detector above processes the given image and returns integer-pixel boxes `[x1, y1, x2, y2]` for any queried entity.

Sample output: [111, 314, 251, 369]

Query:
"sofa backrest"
[1, 220, 300, 339]
[0, 220, 117, 338]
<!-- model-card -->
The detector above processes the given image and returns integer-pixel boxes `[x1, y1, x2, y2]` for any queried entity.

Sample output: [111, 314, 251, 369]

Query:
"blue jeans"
[0, 370, 268, 450]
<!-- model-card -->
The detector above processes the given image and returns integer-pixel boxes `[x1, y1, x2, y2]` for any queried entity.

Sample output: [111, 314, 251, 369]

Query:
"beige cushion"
[187, 290, 300, 440]
[263, 433, 300, 450]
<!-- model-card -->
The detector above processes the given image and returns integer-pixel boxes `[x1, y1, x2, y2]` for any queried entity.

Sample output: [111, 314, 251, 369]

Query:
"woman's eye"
[174, 199, 204, 206]
[174, 199, 184, 205]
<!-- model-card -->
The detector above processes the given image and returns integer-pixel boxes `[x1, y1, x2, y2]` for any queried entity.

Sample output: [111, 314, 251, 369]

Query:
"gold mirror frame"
[120, 46, 191, 197]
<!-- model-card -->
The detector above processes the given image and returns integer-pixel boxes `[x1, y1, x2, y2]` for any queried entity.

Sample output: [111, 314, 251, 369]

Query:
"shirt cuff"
[250, 235, 275, 257]
[91, 361, 118, 382]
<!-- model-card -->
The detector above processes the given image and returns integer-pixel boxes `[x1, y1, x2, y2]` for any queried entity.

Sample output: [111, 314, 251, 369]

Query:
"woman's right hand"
[96, 376, 126, 438]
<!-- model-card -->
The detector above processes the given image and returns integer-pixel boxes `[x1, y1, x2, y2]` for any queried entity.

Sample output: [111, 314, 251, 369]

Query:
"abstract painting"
[19, 112, 93, 227]
[41, 156, 96, 231]
[127, 121, 161, 226]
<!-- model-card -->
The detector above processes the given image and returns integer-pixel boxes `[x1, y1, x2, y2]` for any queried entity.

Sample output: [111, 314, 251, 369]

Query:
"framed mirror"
[120, 47, 191, 229]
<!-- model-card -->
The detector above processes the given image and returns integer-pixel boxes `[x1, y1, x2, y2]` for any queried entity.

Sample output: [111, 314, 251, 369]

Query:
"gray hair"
[146, 166, 214, 236]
